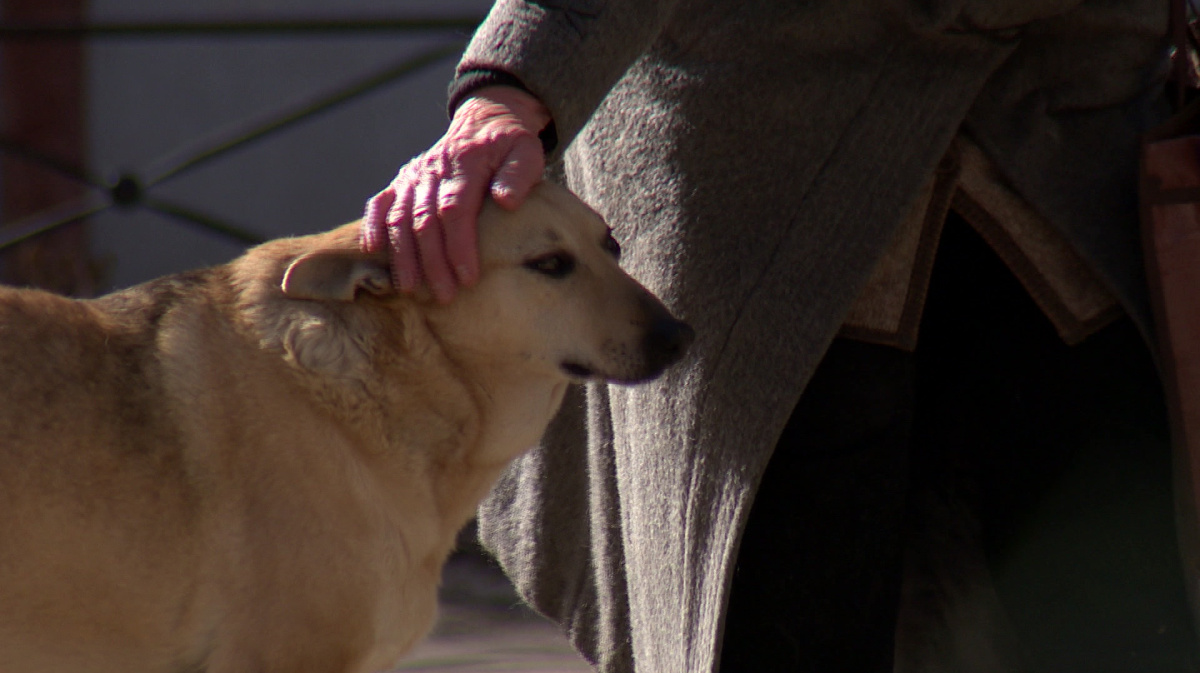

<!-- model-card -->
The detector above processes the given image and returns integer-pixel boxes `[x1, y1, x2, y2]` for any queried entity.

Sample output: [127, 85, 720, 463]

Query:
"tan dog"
[0, 182, 692, 673]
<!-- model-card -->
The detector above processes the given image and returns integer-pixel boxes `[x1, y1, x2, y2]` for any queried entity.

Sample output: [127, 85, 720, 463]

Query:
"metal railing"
[0, 14, 482, 250]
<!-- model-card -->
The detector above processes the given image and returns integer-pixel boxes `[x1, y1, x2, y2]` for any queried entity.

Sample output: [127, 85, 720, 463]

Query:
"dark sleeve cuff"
[447, 68, 558, 154]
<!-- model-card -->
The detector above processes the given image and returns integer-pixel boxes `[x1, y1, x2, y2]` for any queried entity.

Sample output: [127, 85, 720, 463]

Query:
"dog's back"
[0, 274, 220, 672]
[0, 253, 437, 672]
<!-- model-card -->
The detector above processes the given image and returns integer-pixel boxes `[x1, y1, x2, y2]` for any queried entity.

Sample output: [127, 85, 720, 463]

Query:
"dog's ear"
[281, 250, 393, 302]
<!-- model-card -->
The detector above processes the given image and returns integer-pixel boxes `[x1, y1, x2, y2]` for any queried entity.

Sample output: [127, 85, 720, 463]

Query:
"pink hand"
[361, 86, 550, 303]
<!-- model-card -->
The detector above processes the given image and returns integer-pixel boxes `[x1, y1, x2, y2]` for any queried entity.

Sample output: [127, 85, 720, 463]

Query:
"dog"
[0, 181, 693, 673]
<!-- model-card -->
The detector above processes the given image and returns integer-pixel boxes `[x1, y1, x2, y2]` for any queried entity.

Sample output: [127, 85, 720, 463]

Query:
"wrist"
[462, 85, 551, 134]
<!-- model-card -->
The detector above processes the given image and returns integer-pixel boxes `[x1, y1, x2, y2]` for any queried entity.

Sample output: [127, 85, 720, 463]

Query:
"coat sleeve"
[455, 0, 683, 155]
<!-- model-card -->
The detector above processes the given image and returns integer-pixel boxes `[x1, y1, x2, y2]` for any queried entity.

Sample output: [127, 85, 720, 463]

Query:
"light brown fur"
[0, 183, 691, 673]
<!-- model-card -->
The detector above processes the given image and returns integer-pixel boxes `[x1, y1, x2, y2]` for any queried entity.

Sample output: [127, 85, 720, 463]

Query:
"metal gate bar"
[0, 15, 480, 250]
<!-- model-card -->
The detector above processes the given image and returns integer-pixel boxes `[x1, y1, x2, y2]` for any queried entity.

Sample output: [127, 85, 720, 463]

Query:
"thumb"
[490, 135, 546, 210]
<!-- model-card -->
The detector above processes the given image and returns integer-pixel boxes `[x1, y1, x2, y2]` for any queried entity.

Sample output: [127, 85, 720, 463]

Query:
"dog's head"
[268, 182, 692, 387]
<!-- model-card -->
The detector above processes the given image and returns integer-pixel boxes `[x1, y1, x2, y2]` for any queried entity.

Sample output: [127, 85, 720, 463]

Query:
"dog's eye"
[524, 253, 576, 278]
[603, 232, 621, 260]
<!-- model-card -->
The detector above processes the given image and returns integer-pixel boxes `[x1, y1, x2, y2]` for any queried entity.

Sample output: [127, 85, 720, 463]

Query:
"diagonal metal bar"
[0, 136, 107, 188]
[0, 196, 111, 250]
[141, 42, 463, 189]
[0, 16, 483, 39]
[141, 197, 264, 245]
[0, 192, 266, 250]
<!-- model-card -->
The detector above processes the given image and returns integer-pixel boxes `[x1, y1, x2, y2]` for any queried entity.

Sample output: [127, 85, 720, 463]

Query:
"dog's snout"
[645, 316, 694, 369]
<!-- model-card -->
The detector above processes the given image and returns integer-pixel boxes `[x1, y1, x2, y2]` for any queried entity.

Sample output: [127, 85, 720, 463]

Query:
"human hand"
[361, 86, 551, 303]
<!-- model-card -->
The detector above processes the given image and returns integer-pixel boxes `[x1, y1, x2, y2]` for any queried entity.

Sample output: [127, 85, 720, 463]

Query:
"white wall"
[86, 0, 492, 291]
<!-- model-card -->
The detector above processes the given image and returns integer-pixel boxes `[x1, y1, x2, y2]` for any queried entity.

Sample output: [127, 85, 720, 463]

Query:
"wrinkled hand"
[361, 86, 551, 303]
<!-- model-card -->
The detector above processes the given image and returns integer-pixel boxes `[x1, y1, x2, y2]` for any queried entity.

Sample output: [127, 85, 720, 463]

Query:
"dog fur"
[0, 182, 692, 673]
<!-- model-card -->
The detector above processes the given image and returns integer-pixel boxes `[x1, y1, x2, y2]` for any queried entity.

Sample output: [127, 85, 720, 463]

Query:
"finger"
[438, 150, 491, 287]
[360, 188, 395, 253]
[387, 181, 421, 293]
[491, 135, 546, 210]
[412, 175, 457, 303]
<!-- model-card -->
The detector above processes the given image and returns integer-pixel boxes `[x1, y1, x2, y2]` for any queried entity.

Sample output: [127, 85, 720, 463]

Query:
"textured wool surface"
[464, 2, 1173, 671]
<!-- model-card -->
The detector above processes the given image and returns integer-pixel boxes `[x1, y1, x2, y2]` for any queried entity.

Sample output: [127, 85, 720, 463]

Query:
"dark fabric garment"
[719, 216, 1196, 672]
[719, 338, 914, 672]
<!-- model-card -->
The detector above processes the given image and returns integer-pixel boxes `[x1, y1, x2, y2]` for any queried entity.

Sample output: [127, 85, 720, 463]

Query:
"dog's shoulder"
[0, 267, 233, 432]
[90, 268, 223, 329]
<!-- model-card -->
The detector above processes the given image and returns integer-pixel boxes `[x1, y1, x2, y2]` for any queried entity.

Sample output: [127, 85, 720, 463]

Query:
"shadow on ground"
[391, 543, 592, 673]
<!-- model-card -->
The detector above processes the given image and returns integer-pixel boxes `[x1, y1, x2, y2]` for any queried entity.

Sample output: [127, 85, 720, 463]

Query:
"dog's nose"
[645, 316, 695, 369]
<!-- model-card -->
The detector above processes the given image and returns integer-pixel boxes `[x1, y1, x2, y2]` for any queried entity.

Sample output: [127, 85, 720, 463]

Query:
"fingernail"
[456, 264, 474, 284]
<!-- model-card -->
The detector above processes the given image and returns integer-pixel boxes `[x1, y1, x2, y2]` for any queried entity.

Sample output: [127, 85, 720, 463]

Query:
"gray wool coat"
[463, 1, 1173, 671]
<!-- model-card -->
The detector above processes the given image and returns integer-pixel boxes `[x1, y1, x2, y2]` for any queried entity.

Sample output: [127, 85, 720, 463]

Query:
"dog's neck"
[233, 277, 572, 561]
[285, 308, 570, 549]
[374, 345, 571, 537]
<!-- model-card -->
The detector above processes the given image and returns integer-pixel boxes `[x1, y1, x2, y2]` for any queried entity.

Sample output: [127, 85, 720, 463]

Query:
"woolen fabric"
[464, 2, 1176, 671]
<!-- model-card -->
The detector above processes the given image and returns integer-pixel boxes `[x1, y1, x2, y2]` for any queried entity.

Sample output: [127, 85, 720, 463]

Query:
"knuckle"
[409, 206, 437, 225]
[437, 196, 466, 217]
[409, 211, 440, 235]
[437, 179, 470, 206]
[386, 199, 410, 222]
[410, 149, 448, 177]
